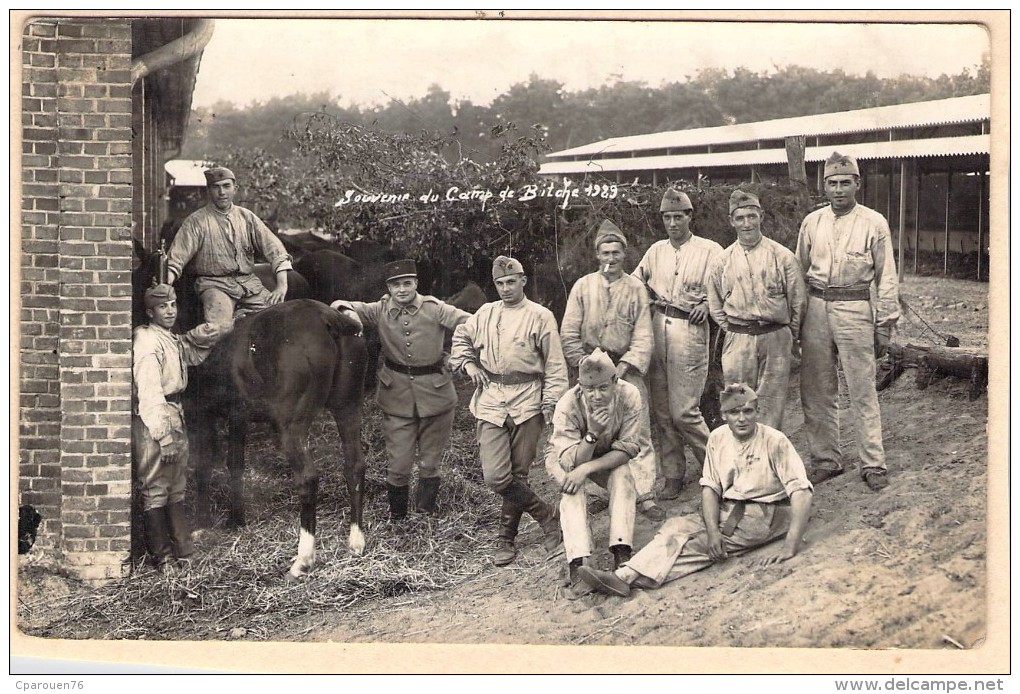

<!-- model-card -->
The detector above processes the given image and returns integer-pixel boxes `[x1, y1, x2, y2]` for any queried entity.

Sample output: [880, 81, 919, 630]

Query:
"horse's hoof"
[349, 524, 366, 555]
[284, 571, 305, 584]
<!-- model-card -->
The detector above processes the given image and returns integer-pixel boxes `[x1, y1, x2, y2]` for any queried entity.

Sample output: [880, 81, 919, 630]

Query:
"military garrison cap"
[578, 348, 617, 386]
[144, 283, 176, 310]
[719, 383, 759, 413]
[823, 152, 860, 179]
[492, 255, 525, 280]
[729, 189, 762, 215]
[660, 188, 693, 213]
[594, 219, 628, 249]
[203, 166, 236, 185]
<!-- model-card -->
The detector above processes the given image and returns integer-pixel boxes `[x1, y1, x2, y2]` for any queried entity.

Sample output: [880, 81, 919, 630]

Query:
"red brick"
[31, 112, 57, 128]
[27, 21, 57, 38]
[85, 314, 109, 326]
[30, 82, 57, 98]
[83, 171, 109, 184]
[63, 525, 96, 539]
[57, 168, 83, 183]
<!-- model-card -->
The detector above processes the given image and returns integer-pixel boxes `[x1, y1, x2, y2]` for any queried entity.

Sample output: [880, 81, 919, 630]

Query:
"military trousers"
[132, 409, 189, 512]
[799, 295, 886, 472]
[382, 408, 456, 487]
[721, 326, 793, 429]
[477, 414, 544, 492]
[625, 499, 791, 587]
[547, 460, 637, 562]
[648, 312, 711, 483]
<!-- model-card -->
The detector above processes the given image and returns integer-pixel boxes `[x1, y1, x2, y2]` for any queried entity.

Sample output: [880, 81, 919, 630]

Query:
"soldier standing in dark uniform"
[332, 260, 471, 518]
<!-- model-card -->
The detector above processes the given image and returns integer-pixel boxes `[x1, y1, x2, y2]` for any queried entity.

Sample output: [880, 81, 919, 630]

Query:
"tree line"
[182, 59, 990, 164]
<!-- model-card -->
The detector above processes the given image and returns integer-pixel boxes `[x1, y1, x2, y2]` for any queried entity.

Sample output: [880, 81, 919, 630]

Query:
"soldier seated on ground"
[545, 349, 643, 600]
[578, 383, 813, 598]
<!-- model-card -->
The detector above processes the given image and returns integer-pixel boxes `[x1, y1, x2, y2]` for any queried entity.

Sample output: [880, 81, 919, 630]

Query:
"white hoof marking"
[349, 524, 365, 555]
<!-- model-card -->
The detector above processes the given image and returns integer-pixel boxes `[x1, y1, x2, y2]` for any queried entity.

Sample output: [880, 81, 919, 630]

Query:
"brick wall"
[20, 19, 62, 554]
[20, 17, 135, 580]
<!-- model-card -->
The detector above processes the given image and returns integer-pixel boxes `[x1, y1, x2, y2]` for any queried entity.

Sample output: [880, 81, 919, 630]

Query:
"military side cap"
[729, 189, 761, 215]
[719, 382, 758, 413]
[594, 219, 628, 249]
[578, 348, 617, 386]
[204, 166, 236, 184]
[823, 152, 860, 179]
[660, 187, 693, 213]
[492, 255, 525, 280]
[384, 259, 417, 282]
[144, 283, 176, 309]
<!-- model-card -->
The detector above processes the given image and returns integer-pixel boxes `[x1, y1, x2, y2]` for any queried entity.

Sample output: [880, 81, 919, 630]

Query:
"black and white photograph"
[12, 10, 1008, 678]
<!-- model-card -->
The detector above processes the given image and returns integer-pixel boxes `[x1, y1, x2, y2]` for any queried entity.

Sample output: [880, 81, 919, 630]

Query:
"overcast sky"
[191, 17, 989, 110]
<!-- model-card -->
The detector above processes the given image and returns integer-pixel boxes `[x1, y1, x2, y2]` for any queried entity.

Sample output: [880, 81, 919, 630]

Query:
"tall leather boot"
[494, 497, 524, 566]
[143, 507, 174, 571]
[387, 483, 409, 520]
[414, 477, 441, 514]
[166, 502, 195, 561]
[502, 479, 562, 555]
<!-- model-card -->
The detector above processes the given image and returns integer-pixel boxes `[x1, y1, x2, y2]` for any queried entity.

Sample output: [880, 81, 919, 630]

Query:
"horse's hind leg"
[280, 423, 319, 580]
[226, 412, 248, 528]
[331, 403, 367, 555]
[191, 411, 218, 528]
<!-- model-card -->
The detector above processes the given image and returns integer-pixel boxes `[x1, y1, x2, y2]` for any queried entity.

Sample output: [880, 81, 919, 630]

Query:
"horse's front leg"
[226, 413, 247, 528]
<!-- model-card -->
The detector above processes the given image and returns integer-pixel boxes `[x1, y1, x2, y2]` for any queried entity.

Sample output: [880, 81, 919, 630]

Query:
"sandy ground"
[301, 276, 993, 648]
[16, 276, 993, 653]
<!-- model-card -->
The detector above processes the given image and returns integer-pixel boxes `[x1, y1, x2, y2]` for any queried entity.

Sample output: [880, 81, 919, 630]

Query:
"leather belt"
[726, 320, 787, 336]
[482, 368, 542, 386]
[652, 303, 691, 320]
[808, 285, 870, 302]
[719, 501, 745, 537]
[164, 392, 184, 404]
[384, 358, 445, 376]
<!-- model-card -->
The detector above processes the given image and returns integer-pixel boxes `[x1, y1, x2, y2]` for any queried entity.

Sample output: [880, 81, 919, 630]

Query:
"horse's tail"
[322, 304, 363, 339]
[319, 302, 369, 403]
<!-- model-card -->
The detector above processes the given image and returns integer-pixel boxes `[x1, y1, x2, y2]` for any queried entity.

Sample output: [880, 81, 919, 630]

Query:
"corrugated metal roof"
[537, 135, 990, 175]
[546, 94, 990, 159]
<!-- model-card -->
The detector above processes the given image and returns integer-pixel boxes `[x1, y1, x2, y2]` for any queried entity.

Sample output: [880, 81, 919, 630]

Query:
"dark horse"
[186, 299, 369, 579]
[133, 242, 368, 579]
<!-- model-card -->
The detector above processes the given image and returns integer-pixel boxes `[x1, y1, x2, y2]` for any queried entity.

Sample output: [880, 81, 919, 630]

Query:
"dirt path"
[294, 366, 987, 648]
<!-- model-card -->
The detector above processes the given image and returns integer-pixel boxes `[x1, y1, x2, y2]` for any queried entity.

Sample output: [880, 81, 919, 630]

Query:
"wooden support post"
[913, 162, 921, 274]
[898, 159, 908, 283]
[785, 135, 807, 185]
[977, 170, 985, 281]
[943, 165, 953, 275]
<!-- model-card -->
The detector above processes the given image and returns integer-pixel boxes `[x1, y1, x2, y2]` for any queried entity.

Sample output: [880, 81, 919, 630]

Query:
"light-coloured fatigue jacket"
[560, 272, 653, 375]
[707, 236, 806, 338]
[167, 203, 293, 298]
[449, 298, 568, 426]
[795, 203, 900, 326]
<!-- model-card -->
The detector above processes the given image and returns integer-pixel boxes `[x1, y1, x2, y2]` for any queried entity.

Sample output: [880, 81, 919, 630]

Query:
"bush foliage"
[220, 117, 818, 312]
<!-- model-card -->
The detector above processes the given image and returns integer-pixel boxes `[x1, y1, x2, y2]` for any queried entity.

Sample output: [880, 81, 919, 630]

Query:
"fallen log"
[885, 342, 988, 400]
